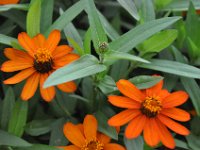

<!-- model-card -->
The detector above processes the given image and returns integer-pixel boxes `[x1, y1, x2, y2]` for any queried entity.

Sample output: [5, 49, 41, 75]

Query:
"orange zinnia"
[0, 0, 19, 5]
[61, 115, 125, 150]
[1, 30, 79, 102]
[108, 79, 190, 149]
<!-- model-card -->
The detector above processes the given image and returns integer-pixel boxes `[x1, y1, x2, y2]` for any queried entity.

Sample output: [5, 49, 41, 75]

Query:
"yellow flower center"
[81, 139, 104, 150]
[33, 48, 53, 73]
[141, 96, 162, 118]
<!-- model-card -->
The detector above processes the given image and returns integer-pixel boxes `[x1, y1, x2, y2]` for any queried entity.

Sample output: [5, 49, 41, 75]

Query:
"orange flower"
[108, 79, 190, 149]
[61, 115, 125, 150]
[0, 0, 19, 5]
[1, 30, 79, 102]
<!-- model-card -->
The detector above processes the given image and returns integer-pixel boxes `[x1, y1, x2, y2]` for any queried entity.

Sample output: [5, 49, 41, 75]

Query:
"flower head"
[61, 115, 125, 150]
[108, 79, 190, 149]
[0, 0, 19, 5]
[1, 30, 79, 102]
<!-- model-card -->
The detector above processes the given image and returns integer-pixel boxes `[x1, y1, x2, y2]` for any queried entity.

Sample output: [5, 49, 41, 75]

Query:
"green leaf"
[0, 87, 15, 130]
[175, 139, 190, 149]
[8, 100, 28, 137]
[83, 28, 92, 54]
[45, 0, 85, 36]
[138, 29, 178, 54]
[140, 0, 155, 23]
[124, 136, 144, 150]
[95, 111, 118, 140]
[0, 4, 29, 12]
[44, 55, 107, 87]
[129, 75, 164, 89]
[17, 144, 60, 150]
[67, 37, 84, 56]
[0, 130, 31, 147]
[25, 119, 54, 136]
[26, 0, 41, 37]
[85, 0, 108, 50]
[117, 0, 140, 20]
[186, 133, 200, 150]
[154, 0, 172, 9]
[139, 59, 200, 79]
[0, 34, 18, 46]
[109, 17, 181, 53]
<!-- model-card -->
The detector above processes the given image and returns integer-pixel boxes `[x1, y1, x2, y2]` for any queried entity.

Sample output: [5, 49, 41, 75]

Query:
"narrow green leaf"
[45, 0, 85, 35]
[85, 0, 108, 50]
[117, 0, 140, 20]
[83, 28, 92, 54]
[8, 100, 28, 137]
[129, 75, 164, 89]
[0, 87, 15, 130]
[67, 37, 84, 56]
[139, 59, 200, 79]
[154, 0, 172, 9]
[0, 130, 31, 147]
[26, 0, 41, 37]
[44, 55, 107, 87]
[109, 17, 181, 52]
[0, 4, 29, 12]
[140, 0, 155, 23]
[25, 119, 54, 136]
[0, 34, 18, 46]
[124, 136, 144, 150]
[95, 111, 118, 140]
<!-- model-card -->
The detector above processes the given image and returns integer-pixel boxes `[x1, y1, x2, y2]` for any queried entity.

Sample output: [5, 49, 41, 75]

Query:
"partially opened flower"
[61, 115, 125, 150]
[1, 30, 79, 102]
[0, 0, 19, 5]
[108, 79, 190, 149]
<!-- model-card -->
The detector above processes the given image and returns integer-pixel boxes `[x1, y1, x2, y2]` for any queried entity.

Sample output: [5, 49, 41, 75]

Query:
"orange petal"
[18, 32, 36, 57]
[76, 124, 84, 135]
[4, 67, 36, 84]
[21, 73, 40, 101]
[155, 118, 175, 149]
[161, 108, 190, 121]
[53, 54, 80, 69]
[0, 0, 19, 4]
[158, 89, 170, 100]
[33, 34, 46, 48]
[108, 95, 141, 109]
[40, 73, 55, 102]
[163, 91, 189, 108]
[4, 48, 33, 60]
[104, 143, 125, 150]
[1, 60, 33, 72]
[83, 115, 97, 140]
[108, 109, 141, 126]
[52, 45, 73, 59]
[58, 145, 80, 150]
[116, 79, 145, 102]
[57, 81, 77, 93]
[158, 114, 190, 135]
[97, 133, 111, 145]
[146, 79, 163, 96]
[143, 118, 160, 147]
[63, 122, 85, 147]
[45, 30, 61, 52]
[125, 114, 146, 139]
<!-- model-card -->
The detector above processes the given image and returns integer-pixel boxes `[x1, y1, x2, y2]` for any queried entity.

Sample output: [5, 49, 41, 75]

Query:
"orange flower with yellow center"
[108, 79, 190, 149]
[1, 30, 79, 102]
[0, 0, 19, 5]
[60, 115, 125, 150]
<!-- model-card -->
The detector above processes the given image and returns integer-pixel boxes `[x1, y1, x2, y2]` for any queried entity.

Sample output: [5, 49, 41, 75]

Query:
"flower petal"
[108, 109, 141, 126]
[53, 54, 80, 69]
[0, 0, 19, 4]
[1, 60, 33, 72]
[4, 67, 36, 84]
[18, 32, 36, 57]
[52, 45, 73, 59]
[45, 30, 61, 52]
[21, 72, 40, 101]
[63, 122, 85, 147]
[4, 48, 33, 60]
[108, 95, 141, 109]
[33, 33, 46, 48]
[162, 91, 189, 108]
[104, 143, 125, 150]
[97, 133, 111, 145]
[158, 114, 190, 135]
[161, 108, 190, 121]
[40, 73, 55, 102]
[155, 118, 175, 149]
[125, 114, 146, 139]
[83, 115, 97, 140]
[58, 145, 80, 150]
[143, 118, 160, 147]
[116, 79, 145, 102]
[57, 81, 77, 93]
[146, 79, 163, 96]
